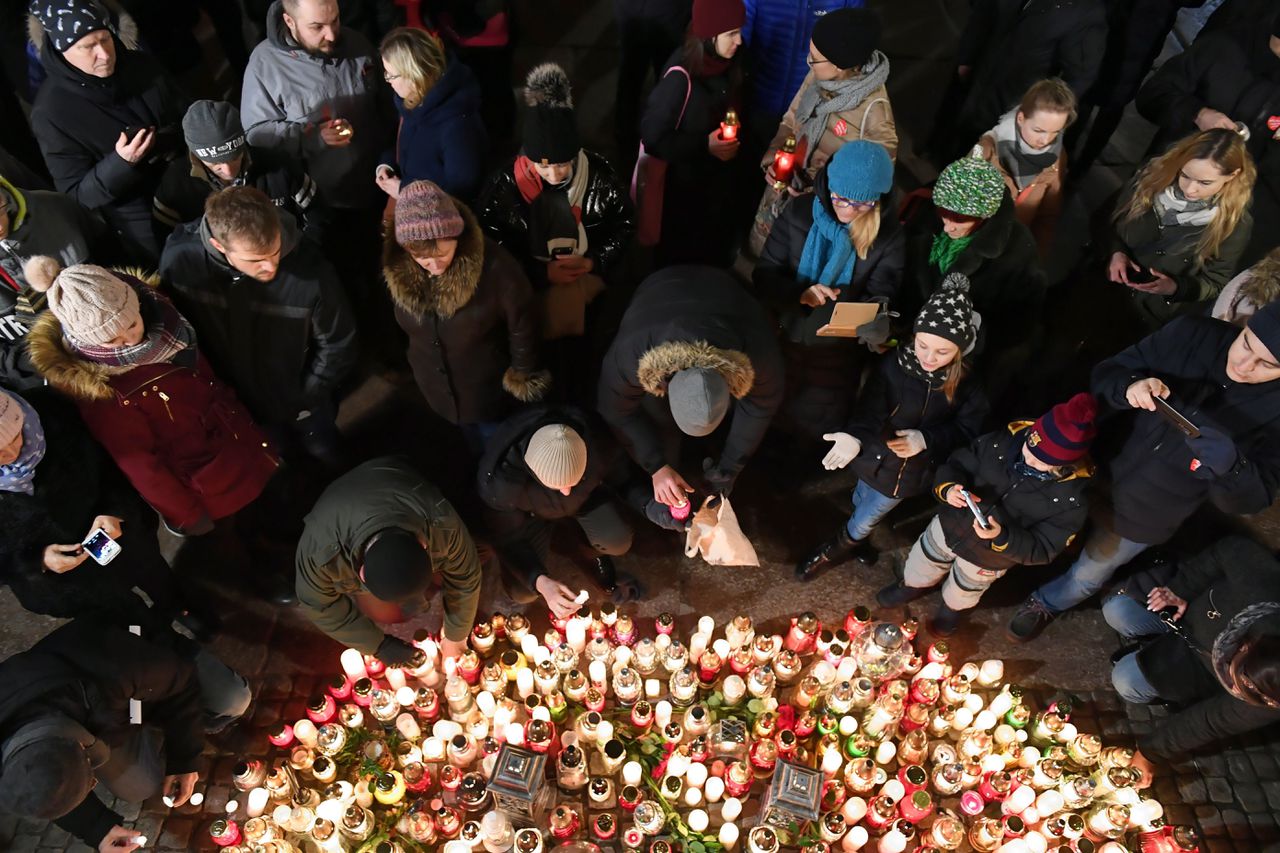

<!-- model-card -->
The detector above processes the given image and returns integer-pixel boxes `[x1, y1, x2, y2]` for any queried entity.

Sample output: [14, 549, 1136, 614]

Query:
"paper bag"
[683, 496, 760, 567]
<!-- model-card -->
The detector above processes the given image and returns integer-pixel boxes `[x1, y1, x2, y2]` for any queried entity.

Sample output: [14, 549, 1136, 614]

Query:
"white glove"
[890, 429, 927, 458]
[821, 432, 861, 470]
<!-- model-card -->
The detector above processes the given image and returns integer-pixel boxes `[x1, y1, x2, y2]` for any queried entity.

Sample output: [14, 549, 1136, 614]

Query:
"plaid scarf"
[0, 394, 46, 496]
[987, 109, 1059, 191]
[1153, 184, 1218, 228]
[66, 282, 197, 372]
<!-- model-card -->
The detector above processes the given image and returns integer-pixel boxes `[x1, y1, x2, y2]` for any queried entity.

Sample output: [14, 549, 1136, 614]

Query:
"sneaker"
[1006, 596, 1056, 643]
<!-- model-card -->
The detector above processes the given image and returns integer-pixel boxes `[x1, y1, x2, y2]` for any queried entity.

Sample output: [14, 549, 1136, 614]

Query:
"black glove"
[645, 498, 690, 531]
[375, 635, 419, 666]
[702, 457, 736, 497]
[1187, 425, 1238, 479]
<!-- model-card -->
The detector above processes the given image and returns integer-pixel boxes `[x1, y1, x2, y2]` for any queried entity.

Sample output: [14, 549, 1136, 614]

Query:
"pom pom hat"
[1026, 393, 1098, 466]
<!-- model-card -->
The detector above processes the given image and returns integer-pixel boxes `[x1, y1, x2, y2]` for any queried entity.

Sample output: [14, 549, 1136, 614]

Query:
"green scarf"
[929, 231, 973, 274]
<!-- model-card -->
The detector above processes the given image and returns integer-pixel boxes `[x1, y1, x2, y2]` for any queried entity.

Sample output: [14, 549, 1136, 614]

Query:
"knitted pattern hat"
[30, 0, 111, 53]
[914, 272, 976, 352]
[1026, 392, 1098, 466]
[524, 423, 588, 490]
[362, 528, 431, 602]
[1247, 300, 1280, 362]
[522, 64, 580, 165]
[394, 181, 465, 245]
[934, 157, 1006, 219]
[0, 390, 24, 449]
[811, 8, 881, 70]
[827, 140, 894, 203]
[669, 367, 730, 437]
[23, 256, 140, 346]
[692, 0, 745, 39]
[183, 100, 246, 164]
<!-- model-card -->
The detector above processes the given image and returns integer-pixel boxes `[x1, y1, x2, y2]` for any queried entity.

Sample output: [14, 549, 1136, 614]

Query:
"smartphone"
[958, 488, 991, 530]
[82, 528, 122, 565]
[551, 246, 573, 258]
[1127, 264, 1157, 284]
[1152, 396, 1201, 438]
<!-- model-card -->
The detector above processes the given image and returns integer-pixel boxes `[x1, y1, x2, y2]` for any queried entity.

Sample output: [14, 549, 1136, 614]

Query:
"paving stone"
[1249, 752, 1280, 780]
[37, 824, 70, 847]
[1225, 751, 1258, 782]
[1197, 805, 1226, 837]
[1165, 803, 1197, 826]
[1247, 812, 1279, 842]
[157, 816, 195, 850]
[5, 835, 40, 853]
[1180, 775, 1209, 804]
[1207, 776, 1235, 805]
[1197, 754, 1229, 776]
[1203, 838, 1234, 853]
[1235, 782, 1269, 814]
[1223, 809, 1252, 841]
[1126, 702, 1151, 721]
[1262, 780, 1280, 810]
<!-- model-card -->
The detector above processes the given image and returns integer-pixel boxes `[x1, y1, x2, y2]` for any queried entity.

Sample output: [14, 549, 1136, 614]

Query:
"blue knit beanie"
[826, 141, 894, 203]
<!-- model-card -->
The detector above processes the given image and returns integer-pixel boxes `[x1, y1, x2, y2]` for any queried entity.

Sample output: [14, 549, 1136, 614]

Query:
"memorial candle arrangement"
[211, 610, 1197, 853]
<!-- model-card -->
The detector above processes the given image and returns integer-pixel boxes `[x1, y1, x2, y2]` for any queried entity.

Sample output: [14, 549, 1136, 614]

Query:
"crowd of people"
[0, 0, 1278, 848]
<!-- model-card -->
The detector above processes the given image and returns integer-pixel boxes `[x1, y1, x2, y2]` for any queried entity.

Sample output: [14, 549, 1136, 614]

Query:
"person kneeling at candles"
[796, 273, 988, 582]
[0, 619, 208, 853]
[877, 393, 1097, 636]
[296, 456, 483, 665]
[478, 403, 646, 613]
[1102, 536, 1280, 786]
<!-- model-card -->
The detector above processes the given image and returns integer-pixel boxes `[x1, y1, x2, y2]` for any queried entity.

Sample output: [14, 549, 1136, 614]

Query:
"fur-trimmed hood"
[383, 203, 486, 319]
[636, 340, 755, 399]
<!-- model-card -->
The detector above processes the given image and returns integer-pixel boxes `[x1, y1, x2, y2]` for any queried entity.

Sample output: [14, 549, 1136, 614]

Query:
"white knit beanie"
[523, 424, 588, 491]
[0, 390, 24, 449]
[24, 256, 141, 345]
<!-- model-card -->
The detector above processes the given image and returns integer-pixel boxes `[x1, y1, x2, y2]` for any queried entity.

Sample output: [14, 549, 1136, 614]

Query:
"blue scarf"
[796, 196, 857, 289]
[0, 395, 46, 495]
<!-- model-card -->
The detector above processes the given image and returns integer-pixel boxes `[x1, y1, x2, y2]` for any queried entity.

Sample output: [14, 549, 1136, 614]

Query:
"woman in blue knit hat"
[753, 140, 904, 445]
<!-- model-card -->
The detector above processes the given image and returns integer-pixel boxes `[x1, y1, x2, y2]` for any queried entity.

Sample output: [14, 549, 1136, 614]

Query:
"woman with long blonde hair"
[375, 27, 488, 202]
[1110, 128, 1256, 329]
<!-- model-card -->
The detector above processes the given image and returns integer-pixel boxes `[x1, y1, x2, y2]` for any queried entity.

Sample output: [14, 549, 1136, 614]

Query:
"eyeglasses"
[383, 71, 401, 81]
[830, 193, 877, 211]
[806, 55, 834, 67]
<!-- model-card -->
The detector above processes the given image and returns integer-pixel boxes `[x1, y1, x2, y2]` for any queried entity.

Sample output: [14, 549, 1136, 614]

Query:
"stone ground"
[4, 0, 1280, 850]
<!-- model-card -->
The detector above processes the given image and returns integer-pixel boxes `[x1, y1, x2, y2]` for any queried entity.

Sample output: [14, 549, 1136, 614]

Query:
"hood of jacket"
[636, 340, 755, 400]
[0, 177, 26, 234]
[400, 57, 482, 121]
[196, 206, 302, 274]
[1212, 602, 1280, 702]
[263, 0, 367, 64]
[37, 30, 155, 104]
[383, 202, 486, 319]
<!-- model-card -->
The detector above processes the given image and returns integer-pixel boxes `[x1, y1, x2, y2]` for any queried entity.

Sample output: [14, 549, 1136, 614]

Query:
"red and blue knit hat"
[1026, 392, 1098, 466]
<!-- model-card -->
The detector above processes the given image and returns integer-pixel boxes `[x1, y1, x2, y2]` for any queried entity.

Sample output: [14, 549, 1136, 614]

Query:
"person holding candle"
[878, 393, 1097, 636]
[295, 456, 483, 664]
[796, 273, 988, 581]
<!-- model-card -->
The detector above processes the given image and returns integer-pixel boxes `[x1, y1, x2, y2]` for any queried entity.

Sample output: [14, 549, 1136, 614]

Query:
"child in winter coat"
[795, 272, 988, 581]
[877, 392, 1097, 636]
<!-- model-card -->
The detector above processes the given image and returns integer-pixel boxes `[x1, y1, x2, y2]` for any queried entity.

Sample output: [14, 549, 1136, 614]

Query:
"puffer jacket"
[383, 201, 548, 425]
[932, 423, 1091, 571]
[476, 150, 635, 285]
[846, 355, 989, 500]
[743, 0, 867, 118]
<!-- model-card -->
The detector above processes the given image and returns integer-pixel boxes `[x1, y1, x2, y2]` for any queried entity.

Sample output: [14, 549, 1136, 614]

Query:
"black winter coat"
[599, 266, 784, 477]
[1091, 316, 1280, 544]
[30, 38, 188, 260]
[1123, 537, 1280, 759]
[753, 186, 906, 346]
[933, 423, 1091, 570]
[846, 356, 990, 500]
[955, 0, 1107, 142]
[159, 214, 359, 425]
[901, 194, 1045, 354]
[0, 620, 204, 847]
[477, 150, 635, 284]
[383, 202, 548, 425]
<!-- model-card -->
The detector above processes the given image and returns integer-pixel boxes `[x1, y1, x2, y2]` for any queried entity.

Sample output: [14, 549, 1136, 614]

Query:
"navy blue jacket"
[743, 0, 866, 118]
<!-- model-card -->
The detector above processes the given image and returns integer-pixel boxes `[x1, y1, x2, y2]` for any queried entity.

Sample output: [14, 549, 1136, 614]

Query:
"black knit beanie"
[811, 8, 881, 71]
[361, 528, 430, 602]
[522, 63, 579, 165]
[914, 272, 976, 352]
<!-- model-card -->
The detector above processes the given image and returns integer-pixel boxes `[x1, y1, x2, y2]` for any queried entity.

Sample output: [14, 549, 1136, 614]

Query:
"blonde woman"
[1110, 128, 1256, 329]
[375, 27, 488, 202]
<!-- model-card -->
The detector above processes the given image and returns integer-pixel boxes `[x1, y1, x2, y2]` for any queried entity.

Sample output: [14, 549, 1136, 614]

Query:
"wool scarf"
[929, 231, 973, 274]
[1153, 184, 1218, 228]
[514, 149, 591, 261]
[66, 283, 197, 372]
[987, 109, 1060, 191]
[1212, 601, 1280, 704]
[793, 51, 891, 170]
[796, 195, 857, 288]
[896, 344, 945, 389]
[0, 394, 46, 495]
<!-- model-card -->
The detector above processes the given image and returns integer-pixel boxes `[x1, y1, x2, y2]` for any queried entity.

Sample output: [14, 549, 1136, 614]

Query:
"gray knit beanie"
[183, 100, 246, 164]
[668, 368, 730, 437]
[524, 424, 588, 490]
[24, 256, 140, 345]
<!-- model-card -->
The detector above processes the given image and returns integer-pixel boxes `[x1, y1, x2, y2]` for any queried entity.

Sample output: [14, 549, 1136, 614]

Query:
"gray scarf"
[793, 51, 891, 170]
[1212, 602, 1280, 704]
[1153, 184, 1218, 228]
[986, 109, 1060, 191]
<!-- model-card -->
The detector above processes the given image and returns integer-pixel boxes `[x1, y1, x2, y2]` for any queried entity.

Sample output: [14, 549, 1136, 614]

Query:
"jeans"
[1111, 651, 1164, 704]
[1102, 592, 1170, 642]
[845, 480, 903, 541]
[1033, 525, 1150, 614]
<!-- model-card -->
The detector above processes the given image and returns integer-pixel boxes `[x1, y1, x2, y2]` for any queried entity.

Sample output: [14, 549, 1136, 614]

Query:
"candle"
[686, 762, 709, 789]
[685, 787, 703, 807]
[246, 788, 269, 818]
[841, 827, 868, 852]
[977, 659, 1004, 687]
[704, 776, 725, 803]
[719, 823, 739, 851]
[721, 797, 742, 822]
[505, 722, 526, 745]
[395, 686, 416, 707]
[842, 796, 867, 824]
[396, 713, 422, 741]
[294, 720, 318, 748]
[386, 668, 407, 691]
[516, 668, 535, 699]
[340, 649, 369, 681]
[654, 700, 673, 728]
[566, 620, 587, 653]
[645, 678, 662, 699]
[688, 809, 709, 833]
[623, 761, 643, 786]
[719, 109, 739, 141]
[722, 675, 746, 706]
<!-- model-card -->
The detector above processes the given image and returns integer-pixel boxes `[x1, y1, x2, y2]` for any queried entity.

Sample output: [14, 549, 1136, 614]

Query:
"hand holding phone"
[959, 488, 991, 530]
[83, 528, 122, 565]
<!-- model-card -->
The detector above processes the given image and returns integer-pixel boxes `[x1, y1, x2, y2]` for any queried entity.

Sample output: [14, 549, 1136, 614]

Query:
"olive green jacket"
[295, 456, 482, 652]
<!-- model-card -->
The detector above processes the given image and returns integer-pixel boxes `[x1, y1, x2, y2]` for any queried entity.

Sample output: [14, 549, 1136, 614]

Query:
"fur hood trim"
[503, 367, 552, 403]
[636, 340, 755, 399]
[383, 202, 485, 319]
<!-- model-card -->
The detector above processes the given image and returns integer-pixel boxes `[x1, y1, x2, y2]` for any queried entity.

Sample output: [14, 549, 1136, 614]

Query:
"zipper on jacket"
[157, 390, 174, 422]
[891, 384, 933, 499]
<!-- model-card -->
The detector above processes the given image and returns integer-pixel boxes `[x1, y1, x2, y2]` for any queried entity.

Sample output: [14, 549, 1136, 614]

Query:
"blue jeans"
[1111, 650, 1164, 704]
[845, 480, 903, 541]
[1102, 592, 1169, 641]
[1032, 525, 1150, 614]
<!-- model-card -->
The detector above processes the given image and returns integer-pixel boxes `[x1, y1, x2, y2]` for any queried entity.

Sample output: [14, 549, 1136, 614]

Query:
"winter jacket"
[0, 177, 109, 389]
[975, 131, 1064, 258]
[932, 422, 1091, 571]
[26, 276, 279, 531]
[29, 36, 188, 260]
[241, 0, 390, 210]
[295, 456, 483, 650]
[477, 150, 635, 285]
[159, 213, 359, 425]
[152, 149, 319, 241]
[901, 193, 1045, 354]
[383, 201, 548, 425]
[382, 57, 487, 201]
[598, 266, 785, 478]
[1111, 180, 1253, 330]
[1091, 315, 1280, 545]
[0, 619, 203, 847]
[954, 0, 1107, 143]
[742, 0, 867, 119]
[753, 185, 906, 346]
[846, 356, 990, 500]
[766, 71, 897, 186]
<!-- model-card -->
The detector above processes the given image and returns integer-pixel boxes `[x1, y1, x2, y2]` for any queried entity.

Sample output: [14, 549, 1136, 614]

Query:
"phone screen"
[83, 530, 115, 561]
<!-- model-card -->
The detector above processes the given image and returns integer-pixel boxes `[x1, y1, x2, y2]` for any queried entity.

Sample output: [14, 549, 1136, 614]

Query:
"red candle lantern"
[719, 109, 740, 141]
[771, 135, 798, 190]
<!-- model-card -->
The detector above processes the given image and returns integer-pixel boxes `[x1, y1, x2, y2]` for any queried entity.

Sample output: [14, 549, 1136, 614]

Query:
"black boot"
[796, 528, 870, 581]
[928, 601, 965, 637]
[876, 581, 932, 608]
[593, 555, 618, 592]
